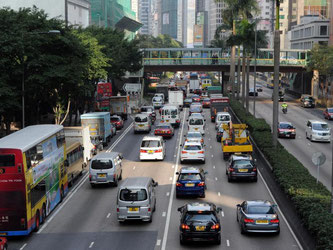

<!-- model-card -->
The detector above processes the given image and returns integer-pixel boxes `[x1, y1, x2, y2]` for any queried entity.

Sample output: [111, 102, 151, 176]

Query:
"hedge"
[230, 99, 333, 249]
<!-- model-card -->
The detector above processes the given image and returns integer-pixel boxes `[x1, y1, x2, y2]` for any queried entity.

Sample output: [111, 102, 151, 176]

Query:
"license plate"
[190, 152, 196, 155]
[128, 207, 139, 212]
[256, 220, 268, 224]
[185, 183, 195, 187]
[98, 173, 106, 177]
[139, 124, 144, 127]
[286, 134, 290, 137]
[195, 225, 206, 231]
[195, 128, 198, 130]
[166, 120, 169, 122]
[238, 169, 248, 172]
[0, 233, 7, 236]
[148, 150, 153, 154]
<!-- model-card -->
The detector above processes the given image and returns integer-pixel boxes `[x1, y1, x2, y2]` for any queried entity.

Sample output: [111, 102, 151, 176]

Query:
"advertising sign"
[196, 12, 205, 25]
[163, 12, 169, 25]
[193, 24, 204, 47]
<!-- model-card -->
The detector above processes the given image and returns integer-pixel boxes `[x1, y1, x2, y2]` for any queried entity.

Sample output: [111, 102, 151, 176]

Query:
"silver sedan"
[236, 200, 280, 234]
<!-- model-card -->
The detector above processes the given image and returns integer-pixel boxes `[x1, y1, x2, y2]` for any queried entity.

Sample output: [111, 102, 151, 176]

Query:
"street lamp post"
[21, 30, 61, 128]
[253, 24, 257, 117]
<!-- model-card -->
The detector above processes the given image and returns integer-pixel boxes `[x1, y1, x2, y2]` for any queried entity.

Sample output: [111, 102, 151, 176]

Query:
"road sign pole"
[317, 162, 319, 184]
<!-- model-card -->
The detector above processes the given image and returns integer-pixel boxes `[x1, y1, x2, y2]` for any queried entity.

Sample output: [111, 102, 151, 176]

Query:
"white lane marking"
[107, 122, 134, 152]
[39, 122, 133, 233]
[133, 166, 136, 170]
[20, 243, 27, 250]
[307, 143, 311, 146]
[89, 242, 94, 248]
[209, 138, 211, 140]
[213, 165, 216, 169]
[211, 155, 214, 158]
[258, 170, 303, 249]
[161, 109, 187, 250]
[222, 211, 224, 217]
[215, 177, 218, 181]
[171, 165, 175, 169]
[226, 239, 230, 247]
[218, 192, 221, 196]
[162, 212, 166, 217]
[156, 239, 161, 246]
[174, 154, 176, 158]
[166, 192, 170, 196]
[106, 213, 111, 218]
[210, 146, 212, 149]
[169, 177, 173, 181]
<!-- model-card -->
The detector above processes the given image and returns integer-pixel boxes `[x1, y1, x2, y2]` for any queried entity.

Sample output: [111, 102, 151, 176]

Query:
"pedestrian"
[178, 54, 182, 65]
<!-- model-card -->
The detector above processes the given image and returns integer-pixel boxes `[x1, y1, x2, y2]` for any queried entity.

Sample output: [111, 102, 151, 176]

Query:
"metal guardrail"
[143, 58, 307, 67]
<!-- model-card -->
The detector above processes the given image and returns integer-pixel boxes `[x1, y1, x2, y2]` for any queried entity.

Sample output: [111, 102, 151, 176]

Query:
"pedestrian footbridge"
[141, 48, 308, 73]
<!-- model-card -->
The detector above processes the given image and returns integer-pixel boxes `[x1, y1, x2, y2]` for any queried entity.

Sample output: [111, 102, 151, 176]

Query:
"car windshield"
[141, 140, 160, 147]
[184, 212, 217, 223]
[111, 117, 120, 122]
[218, 115, 230, 121]
[91, 159, 113, 169]
[313, 123, 329, 130]
[185, 99, 192, 102]
[190, 106, 201, 112]
[327, 108, 333, 112]
[304, 97, 313, 101]
[157, 125, 170, 129]
[141, 107, 153, 112]
[203, 98, 210, 102]
[233, 160, 253, 168]
[189, 119, 203, 125]
[184, 145, 202, 150]
[279, 123, 293, 129]
[247, 205, 275, 214]
[179, 173, 202, 181]
[135, 116, 148, 122]
[187, 132, 201, 138]
[153, 97, 162, 102]
[162, 109, 177, 115]
[119, 188, 147, 201]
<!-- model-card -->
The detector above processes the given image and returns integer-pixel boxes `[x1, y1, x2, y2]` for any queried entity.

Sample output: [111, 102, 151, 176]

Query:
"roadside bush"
[230, 98, 333, 249]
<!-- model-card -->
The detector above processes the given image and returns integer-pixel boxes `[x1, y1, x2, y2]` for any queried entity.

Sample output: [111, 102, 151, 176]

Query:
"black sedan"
[226, 154, 257, 182]
[236, 200, 280, 234]
[178, 202, 222, 245]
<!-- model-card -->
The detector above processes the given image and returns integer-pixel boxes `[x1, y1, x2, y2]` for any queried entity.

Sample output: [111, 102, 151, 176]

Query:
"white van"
[154, 93, 165, 102]
[160, 105, 181, 127]
[152, 96, 163, 109]
[215, 112, 231, 130]
[140, 136, 166, 161]
[134, 114, 151, 133]
[188, 115, 206, 135]
[306, 120, 331, 142]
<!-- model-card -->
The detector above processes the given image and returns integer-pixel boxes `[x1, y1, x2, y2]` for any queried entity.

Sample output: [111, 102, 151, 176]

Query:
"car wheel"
[305, 132, 308, 139]
[180, 160, 184, 164]
[240, 225, 246, 234]
[310, 135, 313, 142]
[4, 244, 7, 250]
[90, 183, 95, 188]
[236, 213, 239, 222]
[180, 235, 186, 245]
[148, 215, 153, 223]
[202, 160, 205, 164]
[119, 170, 123, 180]
[153, 200, 156, 212]
[228, 175, 232, 182]
[253, 176, 258, 182]
[216, 235, 221, 245]
[41, 204, 46, 224]
[275, 229, 280, 235]
[114, 177, 118, 187]
[200, 192, 206, 198]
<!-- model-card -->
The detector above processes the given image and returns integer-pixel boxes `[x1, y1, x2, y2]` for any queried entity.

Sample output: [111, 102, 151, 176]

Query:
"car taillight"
[228, 167, 234, 172]
[291, 129, 295, 132]
[117, 208, 119, 212]
[244, 218, 254, 223]
[176, 182, 183, 187]
[155, 149, 162, 153]
[181, 151, 187, 154]
[113, 174, 116, 180]
[148, 207, 151, 212]
[253, 167, 257, 172]
[93, 145, 96, 149]
[201, 139, 204, 143]
[211, 223, 220, 230]
[167, 130, 171, 134]
[270, 219, 279, 223]
[21, 218, 26, 227]
[140, 149, 147, 153]
[89, 174, 92, 181]
[176, 119, 180, 123]
[198, 151, 204, 154]
[211, 116, 214, 119]
[181, 224, 190, 230]
[197, 182, 205, 187]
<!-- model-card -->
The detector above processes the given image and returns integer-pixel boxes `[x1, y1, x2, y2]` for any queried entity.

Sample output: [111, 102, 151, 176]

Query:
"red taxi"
[154, 123, 174, 138]
[201, 98, 211, 108]
[0, 237, 7, 250]
[324, 107, 333, 120]
[111, 115, 124, 130]
[278, 122, 296, 139]
[191, 94, 201, 103]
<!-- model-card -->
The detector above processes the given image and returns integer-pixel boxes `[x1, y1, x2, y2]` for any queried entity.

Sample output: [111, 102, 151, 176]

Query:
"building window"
[320, 25, 328, 36]
[280, 8, 283, 11]
[265, 12, 270, 15]
[266, 6, 270, 9]
[280, 15, 285, 19]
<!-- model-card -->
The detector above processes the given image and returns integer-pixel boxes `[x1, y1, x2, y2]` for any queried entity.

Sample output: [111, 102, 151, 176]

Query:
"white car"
[215, 112, 231, 130]
[140, 136, 166, 160]
[184, 131, 204, 145]
[180, 141, 205, 164]
[154, 93, 165, 102]
[188, 115, 205, 135]
[152, 96, 164, 109]
[306, 120, 331, 142]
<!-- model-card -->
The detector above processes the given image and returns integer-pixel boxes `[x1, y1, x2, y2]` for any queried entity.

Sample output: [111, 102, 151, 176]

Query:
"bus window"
[31, 180, 46, 207]
[0, 154, 15, 167]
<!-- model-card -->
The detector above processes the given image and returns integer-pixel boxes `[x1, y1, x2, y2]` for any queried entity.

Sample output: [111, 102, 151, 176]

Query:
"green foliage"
[135, 34, 183, 48]
[230, 98, 333, 249]
[307, 44, 333, 76]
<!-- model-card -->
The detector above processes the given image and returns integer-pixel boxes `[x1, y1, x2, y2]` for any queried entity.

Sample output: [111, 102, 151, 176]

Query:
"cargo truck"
[109, 96, 128, 120]
[210, 95, 230, 122]
[168, 90, 184, 110]
[80, 112, 112, 147]
[156, 85, 169, 101]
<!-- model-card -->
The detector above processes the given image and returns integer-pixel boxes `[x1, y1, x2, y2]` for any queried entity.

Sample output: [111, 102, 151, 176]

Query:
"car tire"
[41, 204, 46, 224]
[228, 175, 232, 182]
[216, 235, 221, 245]
[202, 160, 205, 164]
[180, 235, 186, 245]
[253, 176, 258, 182]
[114, 177, 118, 187]
[148, 215, 153, 223]
[4, 244, 7, 250]
[153, 200, 156, 212]
[240, 225, 246, 234]
[310, 135, 313, 142]
[90, 183, 95, 188]
[119, 170, 123, 180]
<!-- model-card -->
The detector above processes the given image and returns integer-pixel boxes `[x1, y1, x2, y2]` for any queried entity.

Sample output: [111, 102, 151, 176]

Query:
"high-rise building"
[161, 0, 178, 39]
[151, 0, 160, 36]
[195, 0, 209, 47]
[138, 0, 152, 34]
[0, 0, 91, 27]
[131, 0, 139, 21]
[208, 0, 227, 45]
[182, 0, 196, 47]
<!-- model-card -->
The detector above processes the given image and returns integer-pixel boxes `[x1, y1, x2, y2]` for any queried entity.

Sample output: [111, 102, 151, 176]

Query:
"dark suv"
[226, 154, 257, 182]
[300, 95, 315, 108]
[176, 167, 207, 198]
[178, 202, 222, 245]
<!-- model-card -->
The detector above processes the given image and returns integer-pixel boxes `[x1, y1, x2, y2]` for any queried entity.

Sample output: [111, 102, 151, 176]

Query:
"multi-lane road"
[10, 105, 302, 250]
[248, 78, 332, 189]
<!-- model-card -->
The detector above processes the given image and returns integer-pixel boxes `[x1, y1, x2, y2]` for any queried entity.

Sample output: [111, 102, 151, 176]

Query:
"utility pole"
[272, 0, 281, 147]
[65, 0, 68, 27]
[230, 21, 236, 98]
[253, 23, 257, 117]
[237, 47, 241, 100]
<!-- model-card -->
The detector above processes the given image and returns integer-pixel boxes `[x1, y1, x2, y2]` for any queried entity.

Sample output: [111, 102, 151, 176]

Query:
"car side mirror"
[184, 135, 186, 137]
[186, 119, 188, 121]
[204, 119, 206, 121]
[236, 204, 241, 207]
[273, 204, 278, 209]
[177, 207, 182, 212]
[153, 182, 158, 187]
[217, 207, 222, 213]
[176, 172, 180, 175]
[180, 144, 183, 147]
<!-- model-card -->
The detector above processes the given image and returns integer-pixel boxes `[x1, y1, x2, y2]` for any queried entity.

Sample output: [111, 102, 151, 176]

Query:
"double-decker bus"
[0, 125, 68, 236]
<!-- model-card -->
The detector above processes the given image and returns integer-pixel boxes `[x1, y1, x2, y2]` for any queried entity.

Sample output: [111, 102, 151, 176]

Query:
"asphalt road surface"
[9, 107, 301, 250]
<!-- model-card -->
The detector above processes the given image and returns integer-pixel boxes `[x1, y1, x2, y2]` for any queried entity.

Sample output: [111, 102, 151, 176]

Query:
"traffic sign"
[312, 152, 326, 166]
[123, 83, 141, 92]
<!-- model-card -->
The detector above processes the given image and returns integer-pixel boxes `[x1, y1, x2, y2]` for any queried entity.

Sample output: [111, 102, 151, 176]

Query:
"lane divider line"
[20, 243, 27, 250]
[162, 212, 166, 217]
[106, 213, 111, 218]
[166, 192, 170, 196]
[89, 242, 94, 248]
[222, 211, 224, 217]
[156, 240, 161, 246]
[161, 109, 187, 250]
[107, 122, 134, 152]
[38, 121, 133, 234]
[226, 239, 230, 247]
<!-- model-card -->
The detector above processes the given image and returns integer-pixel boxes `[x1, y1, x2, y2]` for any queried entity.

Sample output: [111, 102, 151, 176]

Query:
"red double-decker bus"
[0, 125, 68, 236]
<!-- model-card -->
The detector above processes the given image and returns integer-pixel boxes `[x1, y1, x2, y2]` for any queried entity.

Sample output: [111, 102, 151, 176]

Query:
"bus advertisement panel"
[0, 125, 68, 236]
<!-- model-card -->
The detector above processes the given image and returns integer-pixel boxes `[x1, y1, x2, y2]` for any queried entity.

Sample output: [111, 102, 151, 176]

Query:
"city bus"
[0, 125, 68, 236]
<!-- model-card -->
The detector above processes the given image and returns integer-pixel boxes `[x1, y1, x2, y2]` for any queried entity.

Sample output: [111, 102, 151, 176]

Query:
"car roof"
[180, 166, 201, 173]
[157, 122, 171, 126]
[135, 113, 149, 118]
[246, 200, 272, 206]
[119, 177, 152, 189]
[308, 120, 327, 124]
[216, 112, 230, 115]
[231, 154, 252, 161]
[92, 151, 121, 160]
[142, 136, 163, 141]
[186, 202, 214, 212]
[141, 106, 153, 109]
[187, 131, 202, 135]
[111, 115, 121, 118]
[184, 141, 202, 146]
